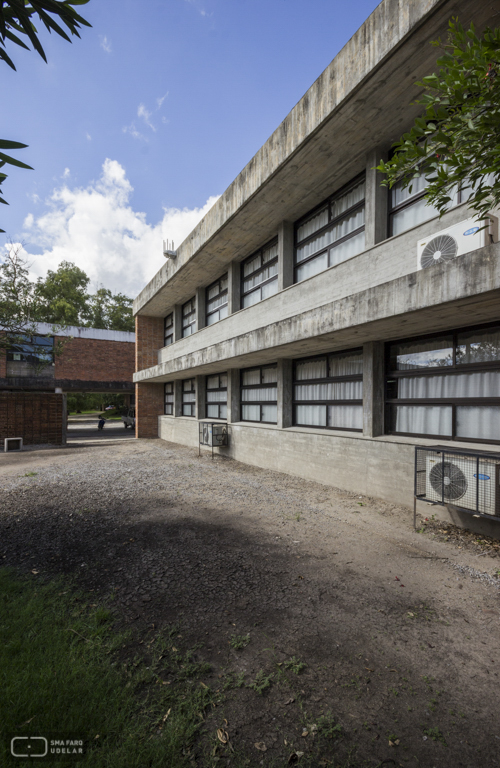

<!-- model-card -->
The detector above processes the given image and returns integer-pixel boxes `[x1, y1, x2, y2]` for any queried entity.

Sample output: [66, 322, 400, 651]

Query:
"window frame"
[164, 312, 174, 347]
[206, 275, 228, 326]
[7, 334, 54, 366]
[294, 174, 365, 283]
[182, 378, 196, 417]
[240, 239, 279, 309]
[292, 349, 363, 431]
[205, 373, 228, 420]
[164, 381, 174, 415]
[385, 322, 500, 444]
[240, 364, 278, 424]
[182, 297, 196, 338]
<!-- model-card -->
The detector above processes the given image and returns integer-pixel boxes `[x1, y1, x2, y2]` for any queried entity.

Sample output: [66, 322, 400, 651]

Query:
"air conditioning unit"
[425, 454, 500, 516]
[417, 216, 498, 271]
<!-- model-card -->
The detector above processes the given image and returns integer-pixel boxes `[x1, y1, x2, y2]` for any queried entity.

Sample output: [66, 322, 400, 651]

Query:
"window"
[241, 365, 277, 423]
[293, 350, 363, 430]
[388, 171, 470, 237]
[206, 275, 228, 326]
[164, 382, 174, 415]
[241, 240, 278, 308]
[182, 379, 196, 417]
[7, 334, 54, 376]
[182, 298, 196, 338]
[206, 373, 227, 419]
[386, 323, 500, 443]
[295, 176, 365, 283]
[164, 313, 174, 346]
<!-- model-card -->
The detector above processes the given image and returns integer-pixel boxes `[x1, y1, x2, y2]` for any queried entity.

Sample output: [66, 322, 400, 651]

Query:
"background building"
[133, 0, 500, 528]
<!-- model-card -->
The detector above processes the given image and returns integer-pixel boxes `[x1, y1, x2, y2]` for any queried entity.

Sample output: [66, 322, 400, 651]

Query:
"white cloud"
[99, 35, 112, 53]
[138, 103, 156, 132]
[86, 132, 92, 141]
[156, 93, 168, 109]
[62, 168, 70, 179]
[19, 159, 219, 297]
[122, 123, 147, 142]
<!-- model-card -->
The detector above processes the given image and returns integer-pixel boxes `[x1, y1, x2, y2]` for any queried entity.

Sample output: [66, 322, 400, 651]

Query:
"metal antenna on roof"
[163, 239, 177, 259]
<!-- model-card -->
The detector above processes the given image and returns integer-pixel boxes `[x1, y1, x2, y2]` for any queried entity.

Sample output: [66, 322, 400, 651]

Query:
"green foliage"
[377, 20, 500, 221]
[36, 260, 90, 326]
[85, 288, 135, 332]
[229, 633, 251, 650]
[0, 1, 91, 220]
[315, 712, 343, 740]
[283, 655, 307, 674]
[247, 669, 273, 695]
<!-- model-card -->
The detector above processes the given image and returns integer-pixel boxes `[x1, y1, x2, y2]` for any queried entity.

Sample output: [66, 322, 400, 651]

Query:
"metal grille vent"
[429, 461, 468, 501]
[420, 234, 458, 268]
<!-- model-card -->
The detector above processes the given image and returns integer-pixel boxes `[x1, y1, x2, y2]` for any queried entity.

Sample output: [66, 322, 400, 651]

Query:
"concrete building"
[133, 0, 500, 529]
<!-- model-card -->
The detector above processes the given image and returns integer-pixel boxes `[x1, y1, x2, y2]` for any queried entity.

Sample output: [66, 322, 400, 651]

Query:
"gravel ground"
[1, 436, 500, 767]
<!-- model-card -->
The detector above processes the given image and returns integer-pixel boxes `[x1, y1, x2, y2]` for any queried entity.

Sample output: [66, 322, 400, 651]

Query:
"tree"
[377, 20, 500, 221]
[85, 288, 134, 332]
[0, 1, 91, 224]
[36, 260, 89, 326]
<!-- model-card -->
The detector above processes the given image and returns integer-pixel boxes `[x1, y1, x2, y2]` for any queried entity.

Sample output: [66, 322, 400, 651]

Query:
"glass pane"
[329, 230, 365, 267]
[206, 375, 219, 389]
[182, 324, 194, 338]
[390, 405, 452, 436]
[219, 304, 228, 319]
[165, 382, 173, 393]
[182, 299, 195, 316]
[219, 374, 228, 388]
[207, 283, 220, 300]
[329, 352, 363, 376]
[457, 326, 500, 364]
[242, 288, 261, 308]
[391, 196, 439, 236]
[207, 390, 227, 402]
[183, 392, 196, 403]
[295, 405, 327, 426]
[262, 242, 278, 262]
[262, 367, 277, 383]
[165, 313, 173, 328]
[396, 371, 500, 399]
[241, 387, 277, 402]
[207, 293, 227, 312]
[261, 404, 277, 423]
[331, 207, 364, 244]
[207, 404, 219, 418]
[165, 335, 173, 346]
[220, 276, 228, 291]
[389, 337, 454, 370]
[219, 404, 227, 419]
[183, 380, 194, 392]
[182, 404, 193, 417]
[243, 262, 278, 292]
[207, 311, 219, 326]
[296, 252, 328, 282]
[295, 359, 327, 380]
[391, 174, 427, 207]
[261, 277, 278, 300]
[165, 404, 173, 415]
[295, 381, 362, 401]
[328, 404, 363, 429]
[331, 180, 365, 218]
[242, 369, 261, 386]
[242, 404, 260, 421]
[243, 254, 261, 277]
[456, 406, 500, 441]
[296, 228, 334, 263]
[165, 394, 174, 403]
[296, 207, 329, 243]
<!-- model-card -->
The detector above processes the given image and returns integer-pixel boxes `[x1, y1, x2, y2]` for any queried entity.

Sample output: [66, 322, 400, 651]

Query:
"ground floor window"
[206, 373, 227, 419]
[386, 323, 500, 443]
[182, 378, 196, 417]
[293, 349, 363, 430]
[164, 382, 174, 415]
[241, 365, 277, 423]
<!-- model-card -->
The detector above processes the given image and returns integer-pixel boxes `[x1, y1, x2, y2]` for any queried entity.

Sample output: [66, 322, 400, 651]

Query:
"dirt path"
[1, 439, 499, 767]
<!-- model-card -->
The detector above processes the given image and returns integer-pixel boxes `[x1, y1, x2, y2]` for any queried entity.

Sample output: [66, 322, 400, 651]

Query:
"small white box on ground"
[4, 437, 23, 452]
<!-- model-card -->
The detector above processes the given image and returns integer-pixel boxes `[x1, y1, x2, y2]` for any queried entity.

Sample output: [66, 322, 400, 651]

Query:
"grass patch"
[0, 568, 215, 767]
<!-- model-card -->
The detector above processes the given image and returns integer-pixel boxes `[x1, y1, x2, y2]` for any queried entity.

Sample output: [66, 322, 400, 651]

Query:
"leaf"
[0, 140, 29, 150]
[217, 728, 229, 744]
[254, 742, 267, 752]
[0, 152, 33, 170]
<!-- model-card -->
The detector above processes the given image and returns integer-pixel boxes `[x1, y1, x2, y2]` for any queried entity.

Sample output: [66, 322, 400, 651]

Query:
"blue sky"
[1, 0, 381, 296]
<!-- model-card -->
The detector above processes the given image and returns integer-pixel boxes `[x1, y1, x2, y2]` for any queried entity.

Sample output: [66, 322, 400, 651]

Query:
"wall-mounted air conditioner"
[425, 453, 500, 517]
[416, 216, 498, 271]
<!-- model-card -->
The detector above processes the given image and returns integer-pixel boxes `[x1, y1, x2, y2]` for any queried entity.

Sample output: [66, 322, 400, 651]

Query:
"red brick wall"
[135, 316, 165, 439]
[135, 382, 164, 438]
[55, 336, 135, 381]
[0, 392, 66, 445]
[0, 346, 6, 378]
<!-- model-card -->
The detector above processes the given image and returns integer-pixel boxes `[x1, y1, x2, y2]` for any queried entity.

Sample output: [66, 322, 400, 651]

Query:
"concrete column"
[277, 359, 293, 429]
[135, 381, 163, 438]
[362, 341, 385, 437]
[364, 148, 388, 249]
[226, 369, 240, 423]
[278, 221, 294, 291]
[195, 287, 206, 332]
[227, 261, 241, 314]
[196, 375, 206, 420]
[174, 379, 183, 417]
[173, 305, 182, 342]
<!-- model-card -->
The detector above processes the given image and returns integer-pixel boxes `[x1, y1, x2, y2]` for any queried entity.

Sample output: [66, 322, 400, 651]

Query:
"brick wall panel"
[0, 393, 65, 445]
[55, 337, 135, 381]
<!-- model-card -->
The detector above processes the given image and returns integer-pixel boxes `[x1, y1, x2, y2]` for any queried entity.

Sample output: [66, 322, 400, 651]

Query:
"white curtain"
[296, 229, 333, 263]
[207, 404, 219, 418]
[262, 242, 279, 262]
[398, 371, 500, 398]
[295, 359, 327, 380]
[207, 391, 227, 403]
[456, 406, 500, 441]
[219, 404, 227, 419]
[242, 369, 261, 386]
[261, 278, 278, 299]
[242, 404, 260, 421]
[329, 352, 363, 376]
[262, 367, 277, 384]
[391, 196, 439, 236]
[296, 207, 328, 244]
[331, 180, 365, 218]
[394, 405, 452, 436]
[296, 252, 328, 282]
[329, 230, 365, 267]
[295, 381, 362, 401]
[296, 405, 327, 426]
[241, 387, 277, 402]
[328, 405, 363, 429]
[242, 288, 261, 308]
[243, 254, 261, 277]
[261, 404, 277, 423]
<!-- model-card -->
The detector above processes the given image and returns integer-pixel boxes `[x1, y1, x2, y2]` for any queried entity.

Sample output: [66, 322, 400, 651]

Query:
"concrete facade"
[133, 0, 500, 533]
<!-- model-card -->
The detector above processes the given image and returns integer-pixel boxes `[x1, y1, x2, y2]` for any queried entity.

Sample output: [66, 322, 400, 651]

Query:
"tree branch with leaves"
[377, 20, 500, 221]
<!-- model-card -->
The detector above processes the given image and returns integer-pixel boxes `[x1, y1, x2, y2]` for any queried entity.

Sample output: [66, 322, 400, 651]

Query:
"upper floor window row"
[294, 176, 365, 283]
[182, 297, 196, 338]
[241, 240, 278, 308]
[164, 312, 174, 346]
[206, 275, 228, 326]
